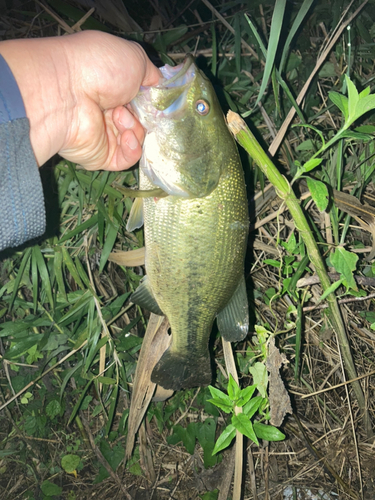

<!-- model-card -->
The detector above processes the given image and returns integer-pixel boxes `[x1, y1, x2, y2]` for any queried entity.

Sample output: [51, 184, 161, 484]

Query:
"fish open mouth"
[157, 55, 195, 88]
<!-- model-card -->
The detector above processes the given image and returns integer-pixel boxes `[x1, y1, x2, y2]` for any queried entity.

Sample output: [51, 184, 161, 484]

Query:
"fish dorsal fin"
[126, 198, 144, 232]
[217, 275, 249, 342]
[131, 276, 164, 316]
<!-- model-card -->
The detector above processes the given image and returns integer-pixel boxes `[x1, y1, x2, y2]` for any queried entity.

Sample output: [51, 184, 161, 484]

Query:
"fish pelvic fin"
[151, 348, 212, 391]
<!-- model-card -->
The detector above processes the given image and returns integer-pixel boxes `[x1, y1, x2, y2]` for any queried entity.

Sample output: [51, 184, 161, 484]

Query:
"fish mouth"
[131, 55, 197, 124]
[157, 55, 195, 87]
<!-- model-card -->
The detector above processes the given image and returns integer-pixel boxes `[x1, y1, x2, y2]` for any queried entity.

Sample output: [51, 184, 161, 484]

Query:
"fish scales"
[129, 56, 249, 390]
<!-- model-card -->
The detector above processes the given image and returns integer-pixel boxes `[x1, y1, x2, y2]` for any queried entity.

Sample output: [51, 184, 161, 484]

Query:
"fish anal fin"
[151, 349, 212, 390]
[217, 275, 249, 342]
[131, 276, 164, 316]
[126, 198, 144, 232]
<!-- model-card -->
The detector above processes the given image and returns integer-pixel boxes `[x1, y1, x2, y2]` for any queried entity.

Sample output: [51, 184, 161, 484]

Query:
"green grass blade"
[255, 0, 287, 106]
[59, 214, 98, 244]
[31, 247, 38, 313]
[32, 246, 54, 310]
[279, 0, 315, 74]
[61, 247, 85, 290]
[8, 248, 32, 312]
[54, 247, 67, 302]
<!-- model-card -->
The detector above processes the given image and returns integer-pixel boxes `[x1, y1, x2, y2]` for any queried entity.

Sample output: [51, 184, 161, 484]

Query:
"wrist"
[0, 37, 74, 166]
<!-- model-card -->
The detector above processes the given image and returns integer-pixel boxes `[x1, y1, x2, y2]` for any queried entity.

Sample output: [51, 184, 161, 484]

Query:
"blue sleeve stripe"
[0, 54, 26, 124]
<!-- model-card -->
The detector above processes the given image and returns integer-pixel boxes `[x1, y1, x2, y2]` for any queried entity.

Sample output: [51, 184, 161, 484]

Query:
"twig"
[222, 339, 244, 500]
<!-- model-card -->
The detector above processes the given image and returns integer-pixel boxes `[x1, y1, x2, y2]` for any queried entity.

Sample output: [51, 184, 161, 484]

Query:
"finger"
[104, 129, 142, 171]
[113, 106, 145, 145]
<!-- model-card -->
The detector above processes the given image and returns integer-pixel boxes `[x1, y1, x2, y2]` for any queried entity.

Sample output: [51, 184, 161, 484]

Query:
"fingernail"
[121, 110, 135, 129]
[126, 132, 138, 150]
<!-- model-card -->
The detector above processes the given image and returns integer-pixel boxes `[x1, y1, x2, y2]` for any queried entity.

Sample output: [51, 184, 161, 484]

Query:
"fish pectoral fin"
[126, 197, 144, 232]
[217, 275, 249, 342]
[151, 348, 212, 390]
[114, 183, 167, 199]
[131, 275, 164, 316]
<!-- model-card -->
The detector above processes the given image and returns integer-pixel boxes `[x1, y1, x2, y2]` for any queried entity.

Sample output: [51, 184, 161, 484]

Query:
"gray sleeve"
[0, 54, 46, 252]
[0, 118, 46, 251]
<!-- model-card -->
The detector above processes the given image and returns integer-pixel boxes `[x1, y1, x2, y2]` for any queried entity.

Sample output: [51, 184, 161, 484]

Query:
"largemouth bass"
[127, 56, 249, 390]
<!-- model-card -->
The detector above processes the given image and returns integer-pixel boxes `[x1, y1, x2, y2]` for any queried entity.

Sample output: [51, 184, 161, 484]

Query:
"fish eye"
[195, 99, 210, 116]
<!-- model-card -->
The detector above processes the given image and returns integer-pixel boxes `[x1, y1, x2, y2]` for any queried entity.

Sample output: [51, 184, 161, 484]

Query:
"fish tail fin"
[151, 348, 212, 391]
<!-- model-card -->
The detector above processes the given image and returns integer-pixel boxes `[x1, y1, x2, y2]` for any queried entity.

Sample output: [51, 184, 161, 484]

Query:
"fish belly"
[141, 152, 248, 389]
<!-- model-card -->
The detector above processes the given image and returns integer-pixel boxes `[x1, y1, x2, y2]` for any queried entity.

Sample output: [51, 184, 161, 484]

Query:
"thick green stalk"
[227, 111, 371, 435]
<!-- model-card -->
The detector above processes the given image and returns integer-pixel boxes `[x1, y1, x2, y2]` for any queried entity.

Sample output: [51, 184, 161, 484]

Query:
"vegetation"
[1, 0, 375, 498]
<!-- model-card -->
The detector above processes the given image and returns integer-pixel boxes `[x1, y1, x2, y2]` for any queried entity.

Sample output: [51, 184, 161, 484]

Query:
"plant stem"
[227, 111, 371, 436]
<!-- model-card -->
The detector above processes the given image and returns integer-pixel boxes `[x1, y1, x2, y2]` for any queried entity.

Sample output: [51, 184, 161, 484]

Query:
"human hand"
[0, 31, 161, 170]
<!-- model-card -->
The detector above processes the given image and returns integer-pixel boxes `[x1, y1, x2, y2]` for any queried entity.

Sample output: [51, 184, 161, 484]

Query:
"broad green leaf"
[353, 94, 375, 123]
[236, 384, 256, 407]
[330, 247, 358, 290]
[61, 454, 80, 474]
[41, 480, 62, 496]
[212, 424, 236, 455]
[99, 212, 120, 272]
[46, 400, 61, 419]
[227, 374, 240, 401]
[346, 75, 359, 122]
[97, 376, 116, 385]
[196, 418, 218, 468]
[249, 362, 268, 398]
[329, 91, 348, 120]
[306, 178, 329, 212]
[232, 413, 259, 445]
[243, 395, 264, 419]
[253, 422, 285, 441]
[208, 386, 233, 413]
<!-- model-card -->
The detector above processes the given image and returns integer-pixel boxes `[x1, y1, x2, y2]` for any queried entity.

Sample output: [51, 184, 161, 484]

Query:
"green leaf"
[243, 395, 264, 418]
[4, 334, 44, 360]
[61, 454, 80, 474]
[330, 247, 358, 290]
[236, 384, 256, 407]
[8, 248, 32, 311]
[97, 376, 116, 385]
[306, 178, 329, 212]
[329, 91, 348, 120]
[302, 157, 323, 174]
[346, 75, 359, 122]
[232, 413, 259, 445]
[319, 278, 344, 302]
[249, 362, 268, 398]
[41, 480, 62, 496]
[353, 94, 375, 123]
[32, 245, 54, 310]
[227, 374, 240, 401]
[208, 386, 234, 413]
[212, 424, 236, 455]
[253, 422, 285, 441]
[196, 418, 218, 468]
[46, 400, 62, 419]
[254, 0, 287, 107]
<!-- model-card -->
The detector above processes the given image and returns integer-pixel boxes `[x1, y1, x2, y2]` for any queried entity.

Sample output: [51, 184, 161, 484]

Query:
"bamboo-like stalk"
[227, 111, 371, 436]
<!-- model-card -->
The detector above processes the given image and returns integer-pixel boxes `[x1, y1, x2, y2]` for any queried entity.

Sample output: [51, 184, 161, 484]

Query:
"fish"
[127, 55, 249, 391]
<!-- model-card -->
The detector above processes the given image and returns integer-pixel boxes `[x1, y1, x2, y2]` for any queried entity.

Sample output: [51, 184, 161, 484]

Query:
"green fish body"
[128, 56, 249, 390]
